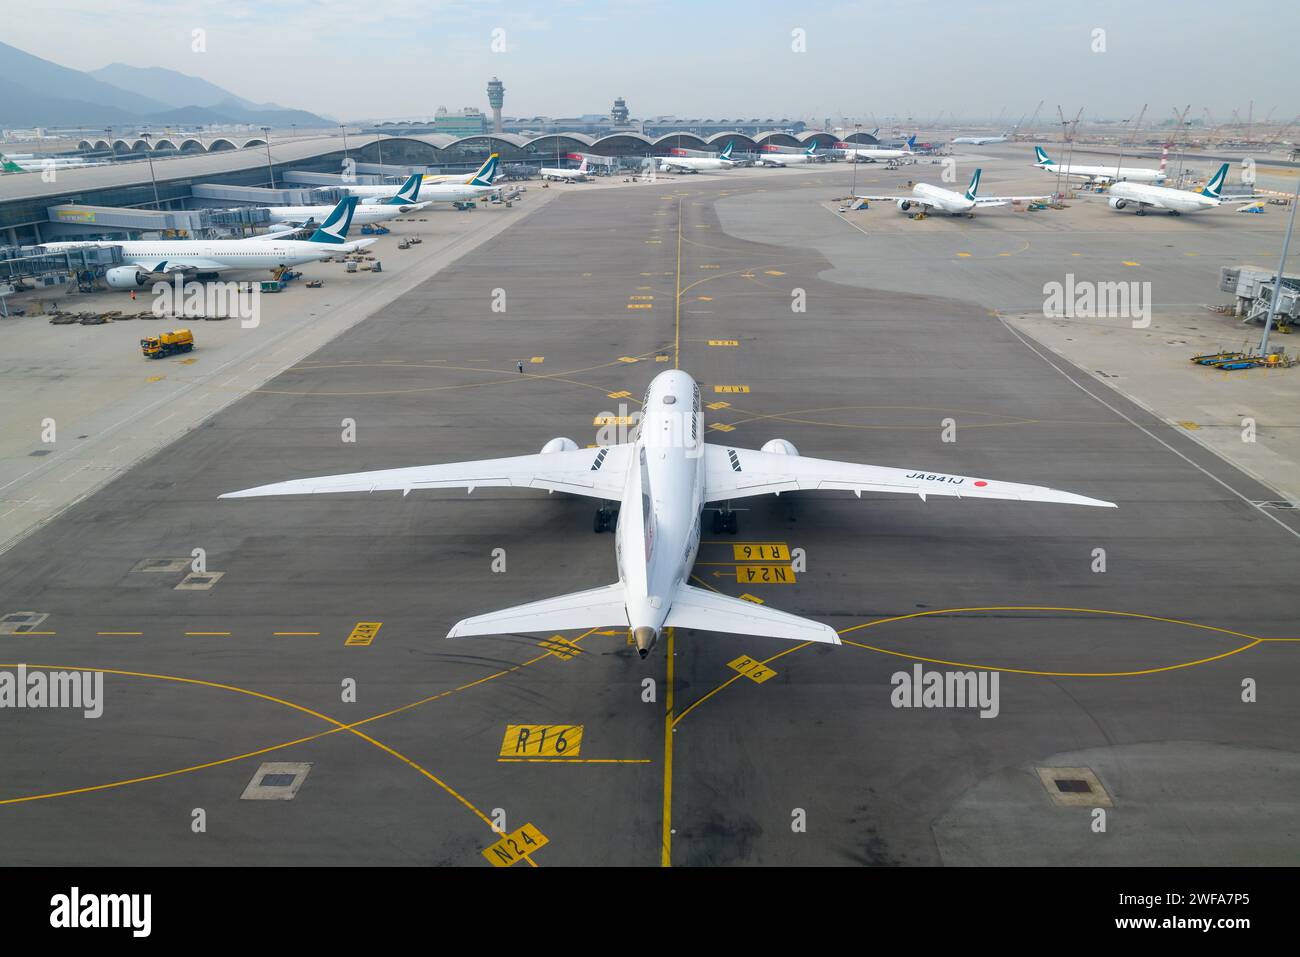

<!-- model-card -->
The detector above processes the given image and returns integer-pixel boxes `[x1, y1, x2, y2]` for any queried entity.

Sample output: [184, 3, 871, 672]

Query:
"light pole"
[261, 127, 275, 189]
[340, 124, 350, 162]
[1259, 171, 1300, 357]
[851, 122, 861, 196]
[375, 130, 384, 176]
[140, 131, 161, 209]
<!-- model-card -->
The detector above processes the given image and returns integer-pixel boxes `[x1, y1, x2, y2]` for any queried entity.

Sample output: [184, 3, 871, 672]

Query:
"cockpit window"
[663, 395, 677, 404]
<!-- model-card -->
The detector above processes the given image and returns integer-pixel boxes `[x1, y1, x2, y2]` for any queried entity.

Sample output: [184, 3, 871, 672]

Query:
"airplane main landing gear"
[594, 506, 617, 533]
[711, 508, 739, 535]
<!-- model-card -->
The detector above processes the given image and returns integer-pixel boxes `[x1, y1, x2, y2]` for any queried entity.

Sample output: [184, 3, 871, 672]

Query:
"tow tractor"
[141, 328, 194, 359]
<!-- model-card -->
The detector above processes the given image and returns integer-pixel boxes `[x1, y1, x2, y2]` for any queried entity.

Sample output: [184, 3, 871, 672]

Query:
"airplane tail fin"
[721, 141, 734, 159]
[0, 154, 25, 173]
[905, 135, 916, 150]
[469, 153, 499, 187]
[1034, 145, 1052, 165]
[663, 584, 840, 644]
[307, 196, 358, 244]
[446, 583, 629, 638]
[965, 167, 982, 200]
[386, 173, 422, 205]
[578, 155, 589, 173]
[805, 142, 817, 155]
[1201, 162, 1229, 199]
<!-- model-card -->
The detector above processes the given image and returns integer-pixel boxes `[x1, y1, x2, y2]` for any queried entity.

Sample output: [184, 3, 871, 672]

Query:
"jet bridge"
[191, 183, 324, 207]
[1220, 265, 1300, 326]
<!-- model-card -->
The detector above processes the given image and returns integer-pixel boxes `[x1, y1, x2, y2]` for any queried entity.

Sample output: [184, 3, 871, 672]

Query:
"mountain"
[0, 42, 332, 129]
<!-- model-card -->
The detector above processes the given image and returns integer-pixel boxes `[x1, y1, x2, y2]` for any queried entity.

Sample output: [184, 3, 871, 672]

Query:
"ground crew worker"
[517, 360, 524, 373]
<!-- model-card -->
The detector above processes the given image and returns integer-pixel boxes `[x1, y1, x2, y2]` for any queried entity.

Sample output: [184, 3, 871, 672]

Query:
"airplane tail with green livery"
[469, 153, 499, 187]
[1201, 163, 1229, 199]
[965, 168, 982, 201]
[384, 174, 423, 205]
[1, 154, 26, 173]
[308, 197, 358, 244]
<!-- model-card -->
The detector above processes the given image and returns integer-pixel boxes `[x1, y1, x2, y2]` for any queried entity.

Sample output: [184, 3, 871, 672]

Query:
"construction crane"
[1057, 105, 1083, 143]
[1021, 99, 1044, 140]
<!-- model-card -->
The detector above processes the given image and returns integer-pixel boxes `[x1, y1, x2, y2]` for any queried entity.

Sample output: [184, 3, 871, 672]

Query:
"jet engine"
[897, 199, 912, 212]
[760, 438, 800, 456]
[540, 437, 578, 454]
[1108, 197, 1127, 210]
[105, 265, 150, 289]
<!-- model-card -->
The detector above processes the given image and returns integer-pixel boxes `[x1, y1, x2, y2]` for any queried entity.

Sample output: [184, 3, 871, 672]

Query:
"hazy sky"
[8, 0, 1299, 126]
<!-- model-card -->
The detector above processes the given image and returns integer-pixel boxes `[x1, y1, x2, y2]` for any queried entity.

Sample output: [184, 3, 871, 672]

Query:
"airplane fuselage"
[1035, 161, 1165, 184]
[1107, 181, 1218, 214]
[262, 203, 415, 226]
[40, 238, 361, 273]
[614, 370, 705, 654]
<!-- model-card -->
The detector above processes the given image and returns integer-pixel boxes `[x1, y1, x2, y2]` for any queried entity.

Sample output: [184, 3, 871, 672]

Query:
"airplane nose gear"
[710, 508, 738, 535]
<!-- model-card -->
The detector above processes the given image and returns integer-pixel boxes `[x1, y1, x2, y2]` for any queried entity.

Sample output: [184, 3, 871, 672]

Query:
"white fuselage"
[344, 181, 494, 203]
[613, 370, 705, 643]
[757, 152, 814, 167]
[842, 147, 911, 162]
[1036, 161, 1165, 184]
[262, 203, 417, 226]
[660, 155, 733, 172]
[900, 182, 974, 213]
[952, 136, 1007, 146]
[40, 238, 365, 274]
[1107, 181, 1218, 213]
[540, 165, 589, 182]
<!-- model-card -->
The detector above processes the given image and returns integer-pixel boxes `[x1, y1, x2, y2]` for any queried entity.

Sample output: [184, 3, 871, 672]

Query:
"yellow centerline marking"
[661, 626, 675, 866]
[674, 198, 683, 369]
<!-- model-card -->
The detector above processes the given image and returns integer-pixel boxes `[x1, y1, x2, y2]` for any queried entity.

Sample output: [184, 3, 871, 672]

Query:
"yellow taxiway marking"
[539, 636, 581, 659]
[483, 823, 549, 867]
[708, 423, 735, 432]
[956, 252, 972, 258]
[344, 621, 382, 646]
[728, 655, 778, 683]
[608, 390, 632, 399]
[497, 757, 650, 764]
[736, 565, 796, 584]
[627, 303, 653, 309]
[594, 414, 636, 426]
[713, 385, 750, 393]
[706, 401, 730, 410]
[618, 356, 639, 364]
[739, 593, 765, 604]
[763, 269, 785, 276]
[697, 295, 714, 301]
[629, 295, 655, 301]
[708, 339, 739, 347]
[500, 724, 583, 759]
[732, 543, 791, 561]
[661, 628, 675, 867]
[1123, 260, 1141, 267]
[530, 356, 544, 364]
[675, 199, 683, 369]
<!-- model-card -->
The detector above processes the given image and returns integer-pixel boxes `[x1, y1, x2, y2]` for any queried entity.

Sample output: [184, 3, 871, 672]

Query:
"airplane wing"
[702, 444, 1115, 508]
[447, 583, 629, 638]
[855, 194, 937, 208]
[664, 583, 840, 644]
[973, 194, 1050, 207]
[220, 444, 633, 501]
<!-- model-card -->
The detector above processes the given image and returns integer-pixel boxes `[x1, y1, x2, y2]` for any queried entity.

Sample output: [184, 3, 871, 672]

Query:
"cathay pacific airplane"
[857, 168, 1050, 216]
[1032, 146, 1165, 184]
[260, 175, 427, 228]
[840, 135, 917, 162]
[421, 153, 498, 186]
[1106, 163, 1257, 215]
[345, 156, 498, 202]
[756, 143, 820, 167]
[659, 142, 735, 173]
[221, 369, 1115, 658]
[41, 197, 373, 288]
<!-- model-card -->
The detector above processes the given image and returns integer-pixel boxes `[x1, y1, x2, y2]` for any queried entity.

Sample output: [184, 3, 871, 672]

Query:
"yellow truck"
[141, 328, 194, 359]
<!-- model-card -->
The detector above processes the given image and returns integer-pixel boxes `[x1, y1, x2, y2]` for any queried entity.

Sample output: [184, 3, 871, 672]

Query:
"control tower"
[487, 77, 505, 135]
[611, 96, 629, 126]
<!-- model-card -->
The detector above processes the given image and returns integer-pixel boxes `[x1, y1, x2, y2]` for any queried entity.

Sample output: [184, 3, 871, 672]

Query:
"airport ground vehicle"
[141, 329, 194, 359]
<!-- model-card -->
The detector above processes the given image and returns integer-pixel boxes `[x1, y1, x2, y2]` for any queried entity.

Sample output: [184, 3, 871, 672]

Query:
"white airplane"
[1, 153, 98, 172]
[220, 369, 1115, 659]
[857, 168, 1050, 216]
[840, 135, 917, 163]
[756, 143, 820, 167]
[540, 156, 591, 183]
[259, 175, 427, 228]
[1105, 163, 1257, 216]
[40, 197, 374, 288]
[421, 154, 498, 186]
[952, 133, 1008, 146]
[659, 142, 735, 173]
[346, 155, 499, 203]
[1032, 146, 1165, 184]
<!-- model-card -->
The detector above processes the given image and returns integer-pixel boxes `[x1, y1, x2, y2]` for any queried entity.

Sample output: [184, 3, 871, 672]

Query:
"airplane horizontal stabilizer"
[663, 584, 840, 644]
[447, 583, 629, 638]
